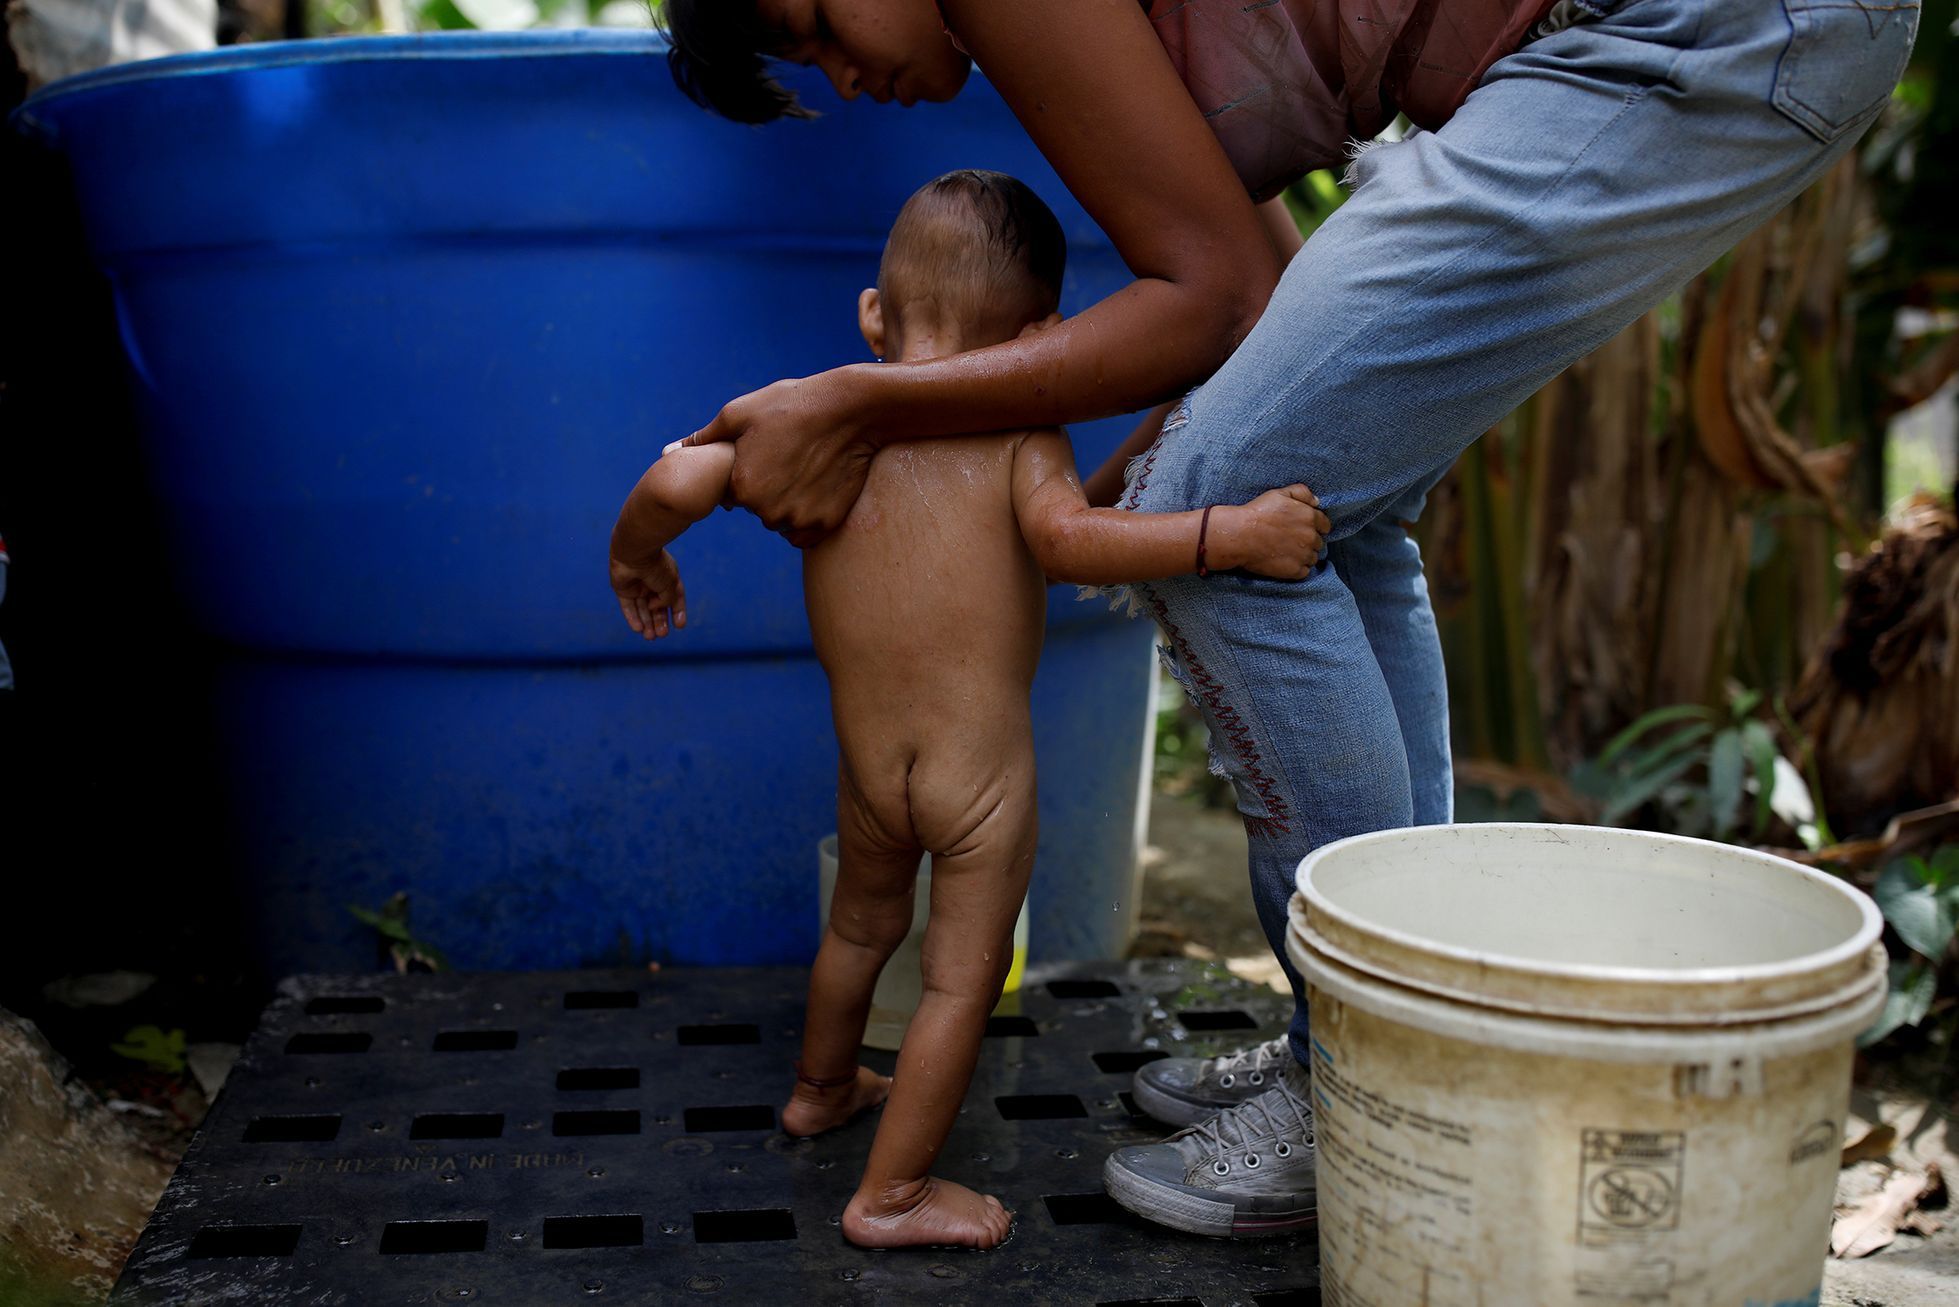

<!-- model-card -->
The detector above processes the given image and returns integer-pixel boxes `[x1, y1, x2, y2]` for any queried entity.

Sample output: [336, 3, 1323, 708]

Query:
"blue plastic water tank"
[15, 31, 1155, 974]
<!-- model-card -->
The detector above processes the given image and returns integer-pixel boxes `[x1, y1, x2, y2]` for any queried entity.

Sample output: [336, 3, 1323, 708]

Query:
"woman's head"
[663, 0, 973, 123]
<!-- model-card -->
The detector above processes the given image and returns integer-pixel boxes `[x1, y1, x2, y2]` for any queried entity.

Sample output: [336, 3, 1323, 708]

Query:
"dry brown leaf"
[1842, 1121, 1898, 1167]
[1831, 1165, 1944, 1258]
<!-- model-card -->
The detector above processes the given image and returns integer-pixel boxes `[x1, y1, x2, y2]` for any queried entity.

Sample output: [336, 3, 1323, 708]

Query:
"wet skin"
[611, 290, 1324, 1249]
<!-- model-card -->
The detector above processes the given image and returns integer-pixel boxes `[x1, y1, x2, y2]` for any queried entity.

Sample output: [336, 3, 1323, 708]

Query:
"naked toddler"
[609, 170, 1328, 1249]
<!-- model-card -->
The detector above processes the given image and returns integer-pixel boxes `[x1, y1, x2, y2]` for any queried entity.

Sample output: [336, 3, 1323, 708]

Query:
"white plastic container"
[1287, 823, 1885, 1307]
[818, 835, 1029, 1050]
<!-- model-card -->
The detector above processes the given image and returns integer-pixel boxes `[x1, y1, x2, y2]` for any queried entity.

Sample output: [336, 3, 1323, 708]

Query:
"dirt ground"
[1131, 792, 1959, 1306]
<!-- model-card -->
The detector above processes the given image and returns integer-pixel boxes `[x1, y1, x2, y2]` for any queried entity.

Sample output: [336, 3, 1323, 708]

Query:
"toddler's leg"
[841, 757, 1035, 1250]
[781, 767, 919, 1138]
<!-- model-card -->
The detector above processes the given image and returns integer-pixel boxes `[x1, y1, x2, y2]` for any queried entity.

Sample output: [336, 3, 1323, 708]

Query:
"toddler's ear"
[1017, 311, 1064, 339]
[857, 288, 886, 359]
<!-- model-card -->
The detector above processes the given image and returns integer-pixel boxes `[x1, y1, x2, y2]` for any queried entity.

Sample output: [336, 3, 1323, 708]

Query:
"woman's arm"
[1079, 196, 1303, 508]
[687, 0, 1282, 543]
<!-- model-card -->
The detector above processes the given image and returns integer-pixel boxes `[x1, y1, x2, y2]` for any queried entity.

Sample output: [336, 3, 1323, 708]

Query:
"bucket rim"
[1294, 925, 1888, 1064]
[1295, 822, 1883, 990]
[16, 30, 672, 128]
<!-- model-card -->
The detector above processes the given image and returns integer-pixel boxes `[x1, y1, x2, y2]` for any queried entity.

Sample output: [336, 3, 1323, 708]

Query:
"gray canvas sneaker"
[1131, 1034, 1295, 1127]
[1103, 1059, 1317, 1238]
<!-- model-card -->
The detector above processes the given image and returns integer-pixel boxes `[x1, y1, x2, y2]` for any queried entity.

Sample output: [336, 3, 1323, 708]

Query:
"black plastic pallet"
[112, 961, 1320, 1306]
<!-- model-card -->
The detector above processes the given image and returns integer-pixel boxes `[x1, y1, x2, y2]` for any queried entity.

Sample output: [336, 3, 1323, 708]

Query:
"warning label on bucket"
[1580, 1130, 1684, 1233]
[1576, 1129, 1685, 1301]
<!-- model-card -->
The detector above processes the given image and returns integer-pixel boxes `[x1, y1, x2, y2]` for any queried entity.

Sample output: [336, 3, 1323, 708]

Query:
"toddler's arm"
[1012, 430, 1328, 586]
[609, 444, 736, 640]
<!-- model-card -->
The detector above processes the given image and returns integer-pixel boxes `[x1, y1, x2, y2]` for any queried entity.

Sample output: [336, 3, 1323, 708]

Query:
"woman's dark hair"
[661, 0, 816, 124]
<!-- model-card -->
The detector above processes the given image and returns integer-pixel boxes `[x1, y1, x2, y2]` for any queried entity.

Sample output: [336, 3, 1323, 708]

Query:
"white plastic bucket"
[1287, 823, 1885, 1307]
[817, 835, 1029, 1050]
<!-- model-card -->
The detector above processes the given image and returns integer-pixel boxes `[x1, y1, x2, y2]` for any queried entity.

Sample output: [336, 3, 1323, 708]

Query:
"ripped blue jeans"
[1124, 0, 1919, 1067]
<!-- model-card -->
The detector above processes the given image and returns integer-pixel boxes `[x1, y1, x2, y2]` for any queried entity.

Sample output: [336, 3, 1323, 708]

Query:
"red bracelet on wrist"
[1196, 505, 1215, 577]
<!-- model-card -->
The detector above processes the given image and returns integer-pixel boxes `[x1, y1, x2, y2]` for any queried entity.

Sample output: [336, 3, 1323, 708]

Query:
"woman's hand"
[680, 367, 877, 547]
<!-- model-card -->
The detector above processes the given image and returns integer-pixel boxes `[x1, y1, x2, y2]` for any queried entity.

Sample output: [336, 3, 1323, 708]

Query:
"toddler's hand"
[1213, 485, 1329, 579]
[610, 549, 689, 640]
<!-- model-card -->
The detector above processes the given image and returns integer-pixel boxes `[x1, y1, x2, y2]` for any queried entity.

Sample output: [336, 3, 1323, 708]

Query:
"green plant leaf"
[349, 905, 414, 943]
[1926, 844, 1959, 890]
[1601, 751, 1703, 825]
[1857, 960, 1938, 1048]
[1728, 688, 1764, 720]
[1620, 722, 1715, 782]
[111, 1024, 187, 1073]
[1598, 704, 1715, 765]
[1875, 857, 1958, 960]
[1707, 728, 1744, 838]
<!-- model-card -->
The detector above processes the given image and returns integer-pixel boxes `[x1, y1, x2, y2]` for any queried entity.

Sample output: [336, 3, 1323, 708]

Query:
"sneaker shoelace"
[1189, 1075, 1317, 1176]
[1207, 1035, 1290, 1087]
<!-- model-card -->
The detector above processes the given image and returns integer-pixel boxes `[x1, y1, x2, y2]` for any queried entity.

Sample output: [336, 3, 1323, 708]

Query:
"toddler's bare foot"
[841, 1177, 1013, 1250]
[781, 1065, 891, 1138]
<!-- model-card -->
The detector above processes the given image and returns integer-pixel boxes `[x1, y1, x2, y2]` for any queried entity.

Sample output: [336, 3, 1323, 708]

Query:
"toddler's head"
[862, 170, 1066, 362]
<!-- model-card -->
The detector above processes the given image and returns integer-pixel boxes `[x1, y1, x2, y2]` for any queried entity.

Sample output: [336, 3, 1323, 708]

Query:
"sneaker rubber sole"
[1101, 1152, 1318, 1239]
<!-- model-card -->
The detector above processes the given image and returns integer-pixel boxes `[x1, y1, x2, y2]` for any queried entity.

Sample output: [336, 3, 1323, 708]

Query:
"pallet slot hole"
[541, 1214, 644, 1249]
[284, 1032, 371, 1055]
[378, 1220, 488, 1255]
[1045, 979, 1121, 999]
[1097, 1299, 1206, 1307]
[692, 1209, 797, 1243]
[186, 1224, 302, 1258]
[1178, 1009, 1258, 1032]
[563, 990, 639, 1010]
[682, 1105, 775, 1133]
[1092, 1050, 1169, 1074]
[411, 1113, 505, 1140]
[1252, 1292, 1324, 1306]
[242, 1114, 342, 1144]
[552, 1110, 640, 1137]
[432, 1030, 519, 1052]
[676, 1023, 760, 1046]
[995, 1094, 1088, 1121]
[557, 1067, 639, 1092]
[1043, 1192, 1129, 1225]
[983, 1015, 1039, 1038]
[303, 996, 385, 1015]
[1117, 1092, 1147, 1118]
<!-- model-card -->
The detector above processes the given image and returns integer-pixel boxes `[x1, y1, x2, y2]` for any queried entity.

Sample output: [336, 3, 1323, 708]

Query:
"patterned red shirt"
[1143, 0, 1556, 200]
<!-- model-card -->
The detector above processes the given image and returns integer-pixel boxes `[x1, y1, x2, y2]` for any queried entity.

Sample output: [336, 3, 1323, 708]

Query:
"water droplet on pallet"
[928, 1265, 958, 1280]
[837, 1270, 860, 1282]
